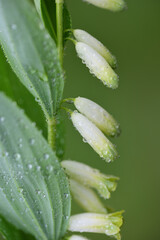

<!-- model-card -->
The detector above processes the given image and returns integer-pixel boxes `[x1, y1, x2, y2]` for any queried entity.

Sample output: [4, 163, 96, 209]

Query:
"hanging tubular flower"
[67, 235, 90, 240]
[61, 160, 119, 199]
[68, 212, 123, 240]
[70, 179, 107, 213]
[73, 29, 117, 68]
[75, 42, 119, 89]
[71, 111, 118, 162]
[83, 0, 126, 12]
[74, 97, 120, 137]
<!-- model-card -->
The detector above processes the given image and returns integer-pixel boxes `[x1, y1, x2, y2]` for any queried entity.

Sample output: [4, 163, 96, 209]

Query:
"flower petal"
[74, 97, 120, 137]
[75, 42, 119, 89]
[73, 29, 117, 68]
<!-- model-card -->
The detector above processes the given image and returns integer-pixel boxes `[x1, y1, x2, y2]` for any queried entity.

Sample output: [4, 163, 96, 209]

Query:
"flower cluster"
[63, 97, 119, 163]
[61, 160, 119, 200]
[62, 161, 123, 239]
[62, 0, 126, 239]
[73, 29, 119, 89]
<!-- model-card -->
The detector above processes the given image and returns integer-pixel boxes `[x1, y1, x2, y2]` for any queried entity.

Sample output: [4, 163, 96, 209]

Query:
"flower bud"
[73, 29, 117, 68]
[71, 112, 118, 162]
[70, 179, 107, 213]
[61, 160, 119, 199]
[74, 97, 120, 137]
[75, 42, 118, 89]
[67, 235, 90, 240]
[68, 211, 123, 239]
[83, 0, 126, 12]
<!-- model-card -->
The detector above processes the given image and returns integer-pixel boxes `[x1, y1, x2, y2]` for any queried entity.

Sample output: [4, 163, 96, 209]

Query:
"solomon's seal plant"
[0, 0, 126, 239]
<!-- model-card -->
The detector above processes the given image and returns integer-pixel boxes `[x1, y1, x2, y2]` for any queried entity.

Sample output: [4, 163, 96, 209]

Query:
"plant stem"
[47, 0, 63, 150]
[48, 117, 56, 150]
[56, 0, 64, 66]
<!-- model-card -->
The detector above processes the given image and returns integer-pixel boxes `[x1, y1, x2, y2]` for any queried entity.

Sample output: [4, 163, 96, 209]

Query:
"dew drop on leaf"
[29, 138, 35, 145]
[28, 164, 33, 170]
[44, 153, 49, 160]
[0, 116, 5, 122]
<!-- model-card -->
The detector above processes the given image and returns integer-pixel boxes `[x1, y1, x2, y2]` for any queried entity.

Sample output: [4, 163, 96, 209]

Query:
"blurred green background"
[63, 0, 160, 239]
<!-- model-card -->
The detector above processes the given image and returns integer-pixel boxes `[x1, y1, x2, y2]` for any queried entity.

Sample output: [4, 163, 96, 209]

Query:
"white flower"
[83, 0, 126, 12]
[61, 160, 119, 199]
[67, 235, 90, 240]
[68, 212, 123, 239]
[70, 179, 107, 213]
[71, 112, 118, 162]
[74, 97, 120, 137]
[73, 29, 117, 68]
[75, 42, 118, 89]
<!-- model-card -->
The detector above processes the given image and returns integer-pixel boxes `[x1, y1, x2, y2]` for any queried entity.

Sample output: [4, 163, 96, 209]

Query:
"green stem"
[56, 0, 64, 66]
[48, 117, 56, 150]
[47, 0, 63, 150]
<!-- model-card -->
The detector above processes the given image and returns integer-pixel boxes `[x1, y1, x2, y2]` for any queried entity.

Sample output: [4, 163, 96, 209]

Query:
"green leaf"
[34, 0, 57, 42]
[0, 215, 35, 240]
[0, 93, 71, 240]
[0, 47, 47, 138]
[0, 0, 64, 119]
[0, 215, 23, 240]
[0, 46, 65, 159]
[34, 0, 72, 44]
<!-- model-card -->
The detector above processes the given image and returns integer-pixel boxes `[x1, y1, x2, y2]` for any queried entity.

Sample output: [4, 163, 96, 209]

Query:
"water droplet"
[46, 165, 53, 172]
[45, 33, 50, 39]
[29, 138, 35, 145]
[0, 117, 5, 122]
[37, 210, 42, 215]
[14, 153, 21, 160]
[5, 152, 9, 157]
[11, 24, 17, 30]
[39, 23, 44, 30]
[64, 193, 69, 199]
[36, 190, 41, 195]
[38, 72, 48, 82]
[19, 188, 24, 193]
[35, 97, 40, 102]
[28, 164, 33, 170]
[44, 153, 49, 160]
[37, 166, 41, 171]
[19, 197, 24, 202]
[19, 143, 23, 148]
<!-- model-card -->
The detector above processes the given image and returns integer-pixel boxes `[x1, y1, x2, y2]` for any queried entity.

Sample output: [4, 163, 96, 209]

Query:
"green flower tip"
[98, 175, 119, 199]
[61, 160, 119, 199]
[68, 211, 124, 238]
